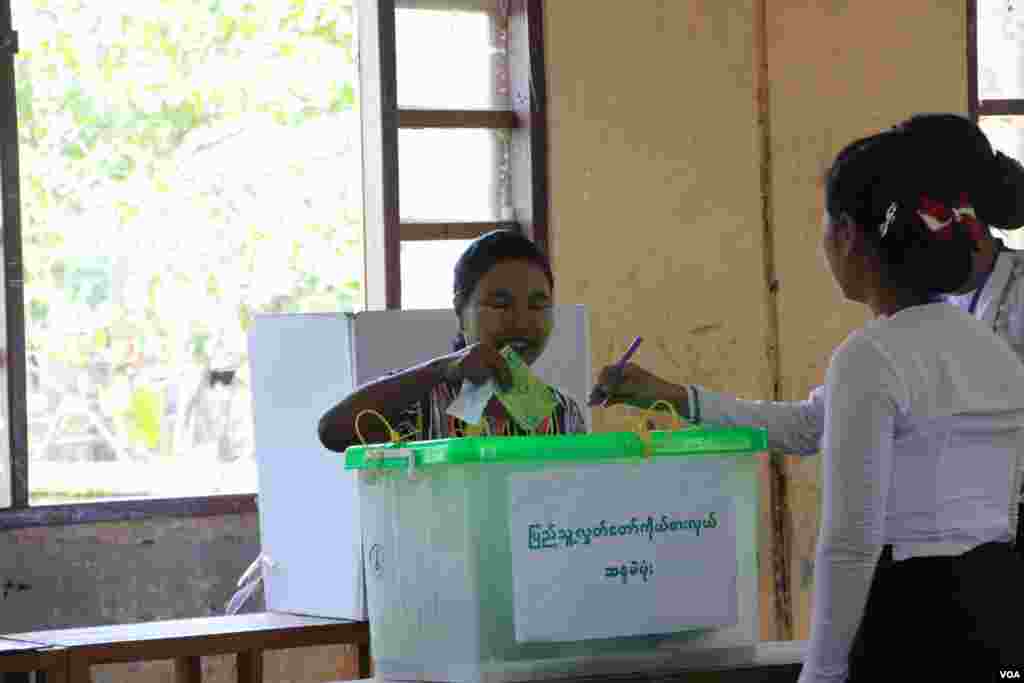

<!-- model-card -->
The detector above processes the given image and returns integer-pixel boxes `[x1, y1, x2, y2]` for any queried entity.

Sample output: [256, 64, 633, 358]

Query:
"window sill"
[0, 493, 257, 530]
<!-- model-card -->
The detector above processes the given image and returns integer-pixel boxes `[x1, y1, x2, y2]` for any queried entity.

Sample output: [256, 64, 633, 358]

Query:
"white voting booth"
[247, 306, 592, 621]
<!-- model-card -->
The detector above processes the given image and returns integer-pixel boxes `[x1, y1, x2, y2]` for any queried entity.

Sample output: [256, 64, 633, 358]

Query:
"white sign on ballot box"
[508, 459, 738, 643]
[248, 306, 592, 620]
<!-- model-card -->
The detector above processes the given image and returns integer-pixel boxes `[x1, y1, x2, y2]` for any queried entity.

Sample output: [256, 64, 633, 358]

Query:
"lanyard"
[968, 243, 1006, 315]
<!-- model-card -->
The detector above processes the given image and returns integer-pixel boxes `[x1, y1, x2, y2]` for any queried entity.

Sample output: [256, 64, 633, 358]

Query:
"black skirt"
[846, 541, 1024, 682]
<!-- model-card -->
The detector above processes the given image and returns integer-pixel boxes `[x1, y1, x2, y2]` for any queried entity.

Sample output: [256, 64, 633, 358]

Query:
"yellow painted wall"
[546, 0, 966, 641]
[547, 1, 771, 427]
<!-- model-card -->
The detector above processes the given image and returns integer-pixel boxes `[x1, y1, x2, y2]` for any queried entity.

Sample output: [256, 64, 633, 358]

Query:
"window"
[971, 0, 1024, 246]
[0, 0, 363, 508]
[360, 0, 548, 311]
[0, 0, 547, 518]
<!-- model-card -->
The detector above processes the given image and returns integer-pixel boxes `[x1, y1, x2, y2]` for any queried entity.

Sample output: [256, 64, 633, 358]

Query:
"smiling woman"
[450, 228, 555, 364]
[317, 229, 587, 452]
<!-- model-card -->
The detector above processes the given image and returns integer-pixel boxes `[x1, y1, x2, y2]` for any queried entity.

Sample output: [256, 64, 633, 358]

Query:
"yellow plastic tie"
[632, 399, 687, 462]
[355, 409, 419, 481]
[354, 409, 403, 446]
[645, 399, 686, 430]
[396, 427, 420, 442]
[635, 423, 654, 462]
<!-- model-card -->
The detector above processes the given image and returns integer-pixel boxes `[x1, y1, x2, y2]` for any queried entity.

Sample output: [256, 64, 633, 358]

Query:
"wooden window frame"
[360, 0, 549, 311]
[0, 0, 548, 527]
[1, 0, 28, 514]
[969, 0, 978, 120]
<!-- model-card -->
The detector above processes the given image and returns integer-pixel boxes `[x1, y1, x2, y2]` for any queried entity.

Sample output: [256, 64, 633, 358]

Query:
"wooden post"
[173, 656, 201, 683]
[236, 650, 262, 683]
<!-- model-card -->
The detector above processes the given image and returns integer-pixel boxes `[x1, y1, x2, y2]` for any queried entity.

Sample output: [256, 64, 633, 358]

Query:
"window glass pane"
[400, 239, 472, 310]
[980, 116, 1024, 246]
[396, 0, 509, 109]
[980, 115, 1024, 162]
[13, 0, 364, 503]
[978, 1, 1024, 100]
[400, 128, 512, 221]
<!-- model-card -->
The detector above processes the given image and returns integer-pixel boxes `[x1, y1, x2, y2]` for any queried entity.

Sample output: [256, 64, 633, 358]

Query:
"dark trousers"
[847, 541, 1024, 681]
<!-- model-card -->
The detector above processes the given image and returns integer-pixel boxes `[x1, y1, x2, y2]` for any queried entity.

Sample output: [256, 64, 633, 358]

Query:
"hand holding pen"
[589, 336, 691, 413]
[588, 336, 642, 407]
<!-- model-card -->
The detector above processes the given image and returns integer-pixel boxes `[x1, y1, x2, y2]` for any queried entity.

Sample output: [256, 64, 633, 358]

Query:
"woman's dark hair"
[824, 114, 1024, 297]
[450, 229, 555, 350]
[897, 113, 1024, 230]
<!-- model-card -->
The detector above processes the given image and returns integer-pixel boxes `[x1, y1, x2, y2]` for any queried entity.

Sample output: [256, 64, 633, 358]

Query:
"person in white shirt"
[899, 116, 1024, 560]
[898, 114, 1024, 360]
[591, 119, 1024, 680]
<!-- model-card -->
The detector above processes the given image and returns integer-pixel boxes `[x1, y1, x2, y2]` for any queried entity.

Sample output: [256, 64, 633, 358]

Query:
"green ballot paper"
[495, 346, 558, 432]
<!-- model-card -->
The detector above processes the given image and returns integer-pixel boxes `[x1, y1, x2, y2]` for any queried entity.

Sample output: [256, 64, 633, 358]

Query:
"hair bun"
[977, 151, 1024, 230]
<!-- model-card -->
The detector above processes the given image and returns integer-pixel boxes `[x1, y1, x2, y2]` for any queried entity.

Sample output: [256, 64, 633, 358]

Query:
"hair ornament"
[879, 202, 899, 240]
[950, 194, 988, 243]
[917, 196, 956, 240]
[917, 194, 987, 243]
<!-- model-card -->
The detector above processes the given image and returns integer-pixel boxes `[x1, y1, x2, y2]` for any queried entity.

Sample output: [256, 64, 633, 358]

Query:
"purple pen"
[598, 336, 643, 407]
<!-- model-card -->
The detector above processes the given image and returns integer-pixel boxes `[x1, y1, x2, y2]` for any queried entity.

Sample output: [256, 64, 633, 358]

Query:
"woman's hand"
[589, 362, 688, 411]
[443, 341, 514, 389]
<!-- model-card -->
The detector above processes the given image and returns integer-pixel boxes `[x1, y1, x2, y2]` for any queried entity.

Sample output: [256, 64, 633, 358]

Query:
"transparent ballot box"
[344, 426, 768, 682]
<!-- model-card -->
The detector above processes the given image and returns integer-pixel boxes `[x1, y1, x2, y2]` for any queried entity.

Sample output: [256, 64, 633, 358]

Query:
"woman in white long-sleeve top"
[591, 119, 1024, 681]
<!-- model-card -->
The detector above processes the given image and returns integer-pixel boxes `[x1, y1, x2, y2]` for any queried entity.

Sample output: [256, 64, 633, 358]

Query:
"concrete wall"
[0, 514, 362, 682]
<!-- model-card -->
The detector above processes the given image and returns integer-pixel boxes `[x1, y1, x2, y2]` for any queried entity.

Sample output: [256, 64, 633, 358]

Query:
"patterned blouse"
[392, 377, 587, 439]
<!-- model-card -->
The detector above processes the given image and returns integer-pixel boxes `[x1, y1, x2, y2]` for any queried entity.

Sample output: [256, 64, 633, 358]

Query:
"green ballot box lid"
[342, 426, 768, 470]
